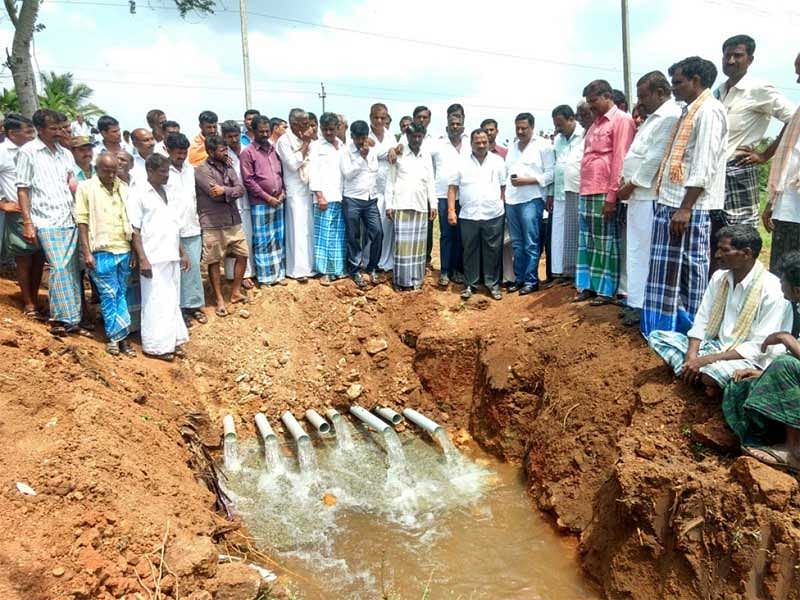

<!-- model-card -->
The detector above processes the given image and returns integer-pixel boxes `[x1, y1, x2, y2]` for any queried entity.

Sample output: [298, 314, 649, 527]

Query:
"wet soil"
[0, 270, 798, 599]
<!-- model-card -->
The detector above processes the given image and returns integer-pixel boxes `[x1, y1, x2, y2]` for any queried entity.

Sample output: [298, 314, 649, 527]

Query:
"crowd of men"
[1, 35, 800, 468]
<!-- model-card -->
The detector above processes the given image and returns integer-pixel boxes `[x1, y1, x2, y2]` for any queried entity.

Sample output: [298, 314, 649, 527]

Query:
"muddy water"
[221, 425, 599, 600]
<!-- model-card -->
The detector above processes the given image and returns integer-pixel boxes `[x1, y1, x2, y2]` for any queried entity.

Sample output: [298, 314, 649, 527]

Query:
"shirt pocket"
[589, 129, 613, 154]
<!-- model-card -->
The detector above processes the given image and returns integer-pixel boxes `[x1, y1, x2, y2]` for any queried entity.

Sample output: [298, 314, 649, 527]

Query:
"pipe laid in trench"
[349, 405, 390, 433]
[325, 408, 342, 422]
[223, 414, 237, 439]
[281, 411, 310, 443]
[254, 412, 276, 441]
[374, 406, 404, 426]
[305, 409, 331, 435]
[402, 408, 442, 435]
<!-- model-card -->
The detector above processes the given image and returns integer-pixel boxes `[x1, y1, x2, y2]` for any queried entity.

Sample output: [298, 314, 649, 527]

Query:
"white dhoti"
[141, 261, 189, 355]
[225, 207, 254, 279]
[285, 192, 316, 278]
[625, 200, 655, 309]
[502, 225, 514, 283]
[364, 193, 394, 271]
[551, 199, 565, 274]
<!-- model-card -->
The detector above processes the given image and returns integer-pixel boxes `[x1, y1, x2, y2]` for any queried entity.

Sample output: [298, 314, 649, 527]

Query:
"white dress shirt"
[384, 149, 436, 213]
[368, 128, 395, 195]
[551, 125, 585, 199]
[130, 154, 147, 188]
[658, 96, 728, 211]
[431, 135, 470, 198]
[714, 74, 796, 160]
[622, 99, 682, 201]
[276, 130, 311, 198]
[451, 152, 507, 221]
[165, 162, 201, 237]
[227, 148, 249, 210]
[15, 139, 75, 229]
[309, 138, 343, 204]
[505, 137, 555, 204]
[0, 139, 22, 203]
[340, 143, 378, 200]
[154, 140, 169, 157]
[126, 182, 183, 264]
[688, 265, 792, 368]
[772, 130, 800, 224]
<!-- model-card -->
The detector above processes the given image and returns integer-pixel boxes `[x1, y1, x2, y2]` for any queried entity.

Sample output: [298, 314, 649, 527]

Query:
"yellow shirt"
[74, 176, 131, 254]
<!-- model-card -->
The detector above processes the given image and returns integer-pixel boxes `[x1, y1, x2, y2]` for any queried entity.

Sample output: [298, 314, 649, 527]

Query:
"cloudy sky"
[1, 0, 799, 144]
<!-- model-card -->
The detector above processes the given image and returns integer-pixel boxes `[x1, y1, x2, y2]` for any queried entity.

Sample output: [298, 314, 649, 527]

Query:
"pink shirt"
[579, 105, 635, 203]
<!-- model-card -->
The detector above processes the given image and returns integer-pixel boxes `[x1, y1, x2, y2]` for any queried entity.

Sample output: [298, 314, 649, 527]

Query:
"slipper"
[66, 325, 94, 338]
[50, 324, 68, 337]
[174, 346, 187, 359]
[589, 295, 613, 306]
[230, 296, 248, 305]
[743, 445, 800, 474]
[215, 307, 229, 317]
[105, 342, 120, 356]
[23, 309, 44, 321]
[144, 352, 174, 362]
[191, 310, 208, 324]
[572, 290, 596, 303]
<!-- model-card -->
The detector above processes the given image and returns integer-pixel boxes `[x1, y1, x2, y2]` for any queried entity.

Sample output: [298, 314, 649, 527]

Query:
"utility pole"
[239, 0, 253, 109]
[319, 82, 327, 114]
[621, 0, 632, 105]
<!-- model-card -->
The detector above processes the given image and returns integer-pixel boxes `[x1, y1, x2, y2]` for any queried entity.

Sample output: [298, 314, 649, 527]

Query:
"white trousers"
[141, 261, 189, 355]
[625, 200, 655, 309]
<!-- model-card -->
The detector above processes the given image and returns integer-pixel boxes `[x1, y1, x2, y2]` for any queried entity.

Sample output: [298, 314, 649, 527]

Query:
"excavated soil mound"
[0, 273, 798, 599]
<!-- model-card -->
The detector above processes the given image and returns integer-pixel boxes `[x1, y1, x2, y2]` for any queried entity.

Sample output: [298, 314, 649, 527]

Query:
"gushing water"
[262, 436, 284, 473]
[433, 427, 460, 463]
[330, 413, 355, 452]
[223, 434, 241, 472]
[296, 437, 318, 474]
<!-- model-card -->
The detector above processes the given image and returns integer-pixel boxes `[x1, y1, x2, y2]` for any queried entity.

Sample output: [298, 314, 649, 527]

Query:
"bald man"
[130, 127, 155, 187]
[75, 153, 136, 356]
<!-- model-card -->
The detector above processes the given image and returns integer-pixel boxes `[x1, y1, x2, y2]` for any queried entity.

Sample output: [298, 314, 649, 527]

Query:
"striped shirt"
[16, 138, 76, 228]
[0, 139, 23, 203]
[658, 96, 729, 211]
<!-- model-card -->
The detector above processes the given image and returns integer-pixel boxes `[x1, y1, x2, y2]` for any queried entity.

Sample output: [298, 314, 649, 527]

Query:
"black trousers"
[343, 197, 383, 274]
[460, 215, 504, 288]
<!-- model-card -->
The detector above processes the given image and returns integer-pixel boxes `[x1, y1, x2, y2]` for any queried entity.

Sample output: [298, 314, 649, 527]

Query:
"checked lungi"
[551, 191, 579, 277]
[575, 194, 619, 296]
[393, 209, 427, 288]
[251, 203, 285, 285]
[313, 203, 346, 277]
[723, 161, 759, 226]
[641, 204, 711, 337]
[179, 234, 205, 310]
[38, 226, 81, 326]
[141, 261, 189, 355]
[90, 251, 131, 343]
[723, 354, 800, 447]
[648, 330, 758, 388]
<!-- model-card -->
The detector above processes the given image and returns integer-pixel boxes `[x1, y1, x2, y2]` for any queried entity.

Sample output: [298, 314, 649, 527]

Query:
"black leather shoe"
[518, 284, 539, 295]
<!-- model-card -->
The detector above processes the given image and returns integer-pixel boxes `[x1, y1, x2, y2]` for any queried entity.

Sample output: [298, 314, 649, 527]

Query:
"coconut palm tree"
[37, 72, 103, 120]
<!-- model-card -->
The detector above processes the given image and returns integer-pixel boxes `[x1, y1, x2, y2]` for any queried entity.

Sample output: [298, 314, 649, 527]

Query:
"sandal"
[174, 345, 187, 359]
[105, 342, 120, 356]
[191, 310, 208, 324]
[119, 340, 137, 357]
[589, 295, 613, 306]
[50, 324, 68, 337]
[145, 352, 174, 362]
[230, 296, 248, 305]
[215, 306, 229, 317]
[572, 290, 595, 303]
[66, 325, 94, 338]
[743, 445, 800, 474]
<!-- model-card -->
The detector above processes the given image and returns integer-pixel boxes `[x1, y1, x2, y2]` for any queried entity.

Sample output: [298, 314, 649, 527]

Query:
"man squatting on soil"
[0, 36, 799, 470]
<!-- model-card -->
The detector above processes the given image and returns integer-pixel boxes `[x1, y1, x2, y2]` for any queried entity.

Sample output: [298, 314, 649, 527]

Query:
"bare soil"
[0, 270, 798, 599]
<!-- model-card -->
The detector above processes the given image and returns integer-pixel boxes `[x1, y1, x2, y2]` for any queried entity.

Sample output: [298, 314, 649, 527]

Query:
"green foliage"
[36, 71, 103, 120]
[0, 88, 20, 114]
[173, 0, 216, 16]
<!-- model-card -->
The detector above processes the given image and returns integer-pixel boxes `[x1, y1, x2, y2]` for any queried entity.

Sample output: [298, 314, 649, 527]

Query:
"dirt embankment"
[1, 271, 798, 599]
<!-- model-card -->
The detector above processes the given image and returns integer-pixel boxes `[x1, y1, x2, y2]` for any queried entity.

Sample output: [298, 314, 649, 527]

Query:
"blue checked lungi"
[575, 194, 619, 297]
[90, 251, 131, 342]
[641, 204, 711, 337]
[180, 234, 205, 309]
[393, 209, 428, 288]
[648, 330, 759, 388]
[38, 227, 81, 326]
[313, 202, 346, 277]
[251, 203, 285, 285]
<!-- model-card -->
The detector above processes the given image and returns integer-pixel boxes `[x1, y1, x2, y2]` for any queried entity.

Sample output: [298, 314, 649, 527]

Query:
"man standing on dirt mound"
[648, 225, 791, 398]
[641, 56, 729, 337]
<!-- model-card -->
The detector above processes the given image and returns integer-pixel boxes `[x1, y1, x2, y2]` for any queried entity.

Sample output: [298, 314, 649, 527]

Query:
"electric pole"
[621, 0, 632, 105]
[319, 82, 327, 113]
[239, 0, 253, 109]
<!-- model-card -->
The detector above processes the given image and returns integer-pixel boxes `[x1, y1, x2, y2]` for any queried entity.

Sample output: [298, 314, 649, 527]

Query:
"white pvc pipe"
[254, 413, 276, 441]
[305, 409, 331, 434]
[325, 408, 341, 422]
[223, 414, 237, 439]
[402, 408, 442, 435]
[349, 405, 389, 433]
[374, 406, 404, 425]
[281, 411, 310, 443]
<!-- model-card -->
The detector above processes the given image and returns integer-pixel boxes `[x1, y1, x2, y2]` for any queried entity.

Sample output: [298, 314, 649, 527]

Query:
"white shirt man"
[309, 138, 343, 206]
[276, 129, 315, 278]
[309, 136, 345, 278]
[70, 118, 91, 138]
[367, 127, 396, 270]
[384, 148, 436, 213]
[620, 98, 682, 311]
[550, 122, 584, 279]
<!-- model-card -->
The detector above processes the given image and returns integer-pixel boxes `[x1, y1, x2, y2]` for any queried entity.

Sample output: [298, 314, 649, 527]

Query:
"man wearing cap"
[69, 136, 95, 181]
